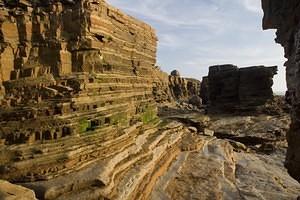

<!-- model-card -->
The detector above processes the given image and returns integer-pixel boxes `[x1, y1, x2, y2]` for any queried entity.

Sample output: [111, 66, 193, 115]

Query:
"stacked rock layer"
[0, 0, 203, 193]
[0, 0, 170, 184]
[202, 64, 277, 111]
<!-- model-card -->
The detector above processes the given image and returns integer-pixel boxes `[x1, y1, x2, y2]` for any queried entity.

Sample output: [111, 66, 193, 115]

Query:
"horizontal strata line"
[100, 46, 156, 56]
[89, 14, 155, 33]
[72, 91, 153, 103]
[85, 82, 153, 88]
[89, 20, 156, 41]
[8, 124, 141, 172]
[0, 97, 154, 122]
[18, 125, 162, 195]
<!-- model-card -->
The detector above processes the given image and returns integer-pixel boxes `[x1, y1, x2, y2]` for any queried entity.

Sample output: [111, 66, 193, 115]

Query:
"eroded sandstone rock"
[0, 1, 204, 199]
[0, 0, 162, 184]
[0, 0, 295, 199]
[168, 70, 201, 102]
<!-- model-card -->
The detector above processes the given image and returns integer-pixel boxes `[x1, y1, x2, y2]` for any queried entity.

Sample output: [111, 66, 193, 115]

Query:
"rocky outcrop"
[169, 71, 201, 103]
[0, 0, 158, 78]
[262, 0, 300, 182]
[170, 70, 180, 77]
[203, 64, 277, 111]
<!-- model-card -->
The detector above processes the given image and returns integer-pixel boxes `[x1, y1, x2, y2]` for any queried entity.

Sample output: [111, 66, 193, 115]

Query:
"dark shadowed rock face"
[262, 0, 300, 182]
[204, 64, 277, 111]
[239, 66, 277, 107]
[208, 64, 239, 108]
[200, 76, 209, 104]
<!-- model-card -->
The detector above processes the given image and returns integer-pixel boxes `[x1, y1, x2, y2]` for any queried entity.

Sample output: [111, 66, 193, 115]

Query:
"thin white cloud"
[241, 0, 262, 14]
[107, 0, 286, 92]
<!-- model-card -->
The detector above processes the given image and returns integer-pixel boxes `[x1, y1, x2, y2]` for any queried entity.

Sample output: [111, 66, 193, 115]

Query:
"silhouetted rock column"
[200, 76, 209, 104]
[239, 66, 277, 107]
[203, 64, 277, 111]
[208, 64, 239, 108]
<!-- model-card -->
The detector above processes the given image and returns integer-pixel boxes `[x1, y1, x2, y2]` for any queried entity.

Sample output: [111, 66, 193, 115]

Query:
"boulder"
[203, 128, 214, 137]
[170, 70, 180, 77]
[188, 95, 202, 108]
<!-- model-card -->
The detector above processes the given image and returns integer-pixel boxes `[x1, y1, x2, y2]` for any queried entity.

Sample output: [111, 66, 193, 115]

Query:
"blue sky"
[107, 0, 286, 92]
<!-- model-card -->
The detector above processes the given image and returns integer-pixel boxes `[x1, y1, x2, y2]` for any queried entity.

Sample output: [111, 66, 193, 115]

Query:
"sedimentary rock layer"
[169, 73, 201, 102]
[0, 0, 200, 194]
[0, 0, 165, 183]
[0, 0, 158, 78]
[262, 0, 300, 182]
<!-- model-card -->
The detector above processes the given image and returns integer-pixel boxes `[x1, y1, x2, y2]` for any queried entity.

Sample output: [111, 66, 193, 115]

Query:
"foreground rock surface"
[0, 180, 37, 200]
[12, 109, 299, 200]
[262, 0, 300, 181]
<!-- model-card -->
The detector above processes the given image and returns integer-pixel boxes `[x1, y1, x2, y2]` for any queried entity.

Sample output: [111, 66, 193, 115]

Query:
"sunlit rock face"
[262, 0, 300, 181]
[0, 1, 202, 199]
[0, 0, 165, 183]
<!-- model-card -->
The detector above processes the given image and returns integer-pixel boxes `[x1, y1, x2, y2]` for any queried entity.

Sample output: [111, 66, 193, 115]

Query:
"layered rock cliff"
[262, 0, 300, 181]
[0, 1, 201, 199]
[0, 0, 165, 182]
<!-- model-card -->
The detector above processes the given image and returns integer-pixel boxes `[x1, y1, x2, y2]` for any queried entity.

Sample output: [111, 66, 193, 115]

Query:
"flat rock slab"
[0, 180, 37, 200]
[150, 137, 300, 200]
[236, 152, 300, 200]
